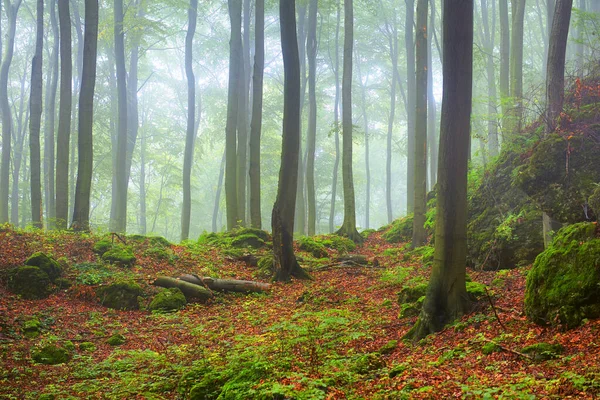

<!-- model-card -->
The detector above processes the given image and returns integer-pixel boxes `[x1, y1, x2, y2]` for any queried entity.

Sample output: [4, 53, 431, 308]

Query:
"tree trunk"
[329, 1, 341, 233]
[213, 149, 226, 232]
[412, 0, 428, 248]
[44, 0, 59, 229]
[10, 66, 28, 226]
[0, 0, 21, 224]
[405, 0, 416, 215]
[575, 0, 585, 75]
[236, 51, 248, 227]
[153, 276, 213, 301]
[508, 0, 526, 136]
[481, 0, 499, 157]
[306, 0, 318, 236]
[225, 0, 242, 230]
[56, 0, 73, 230]
[139, 123, 147, 235]
[407, 0, 473, 341]
[181, 0, 198, 241]
[178, 274, 271, 293]
[272, 0, 310, 282]
[427, 0, 438, 188]
[499, 0, 510, 135]
[336, 0, 362, 243]
[295, 2, 308, 236]
[249, 0, 264, 229]
[71, 0, 98, 231]
[355, 48, 370, 230]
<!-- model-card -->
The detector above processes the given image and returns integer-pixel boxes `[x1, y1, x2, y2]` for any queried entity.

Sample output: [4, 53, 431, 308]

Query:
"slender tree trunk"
[329, 1, 341, 233]
[71, 0, 98, 231]
[139, 123, 147, 234]
[0, 0, 21, 224]
[249, 0, 264, 229]
[336, 0, 362, 243]
[509, 0, 526, 136]
[499, 0, 510, 137]
[575, 0, 585, 75]
[56, 0, 73, 230]
[412, 0, 428, 248]
[405, 0, 416, 215]
[181, 0, 198, 241]
[11, 67, 28, 225]
[70, 0, 84, 220]
[427, 0, 437, 187]
[272, 0, 309, 281]
[355, 48, 370, 230]
[407, 0, 473, 341]
[481, 0, 499, 156]
[213, 149, 226, 232]
[44, 0, 59, 229]
[306, 0, 318, 236]
[295, 2, 307, 236]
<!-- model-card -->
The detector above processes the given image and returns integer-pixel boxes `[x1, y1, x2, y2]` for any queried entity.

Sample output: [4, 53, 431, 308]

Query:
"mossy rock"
[521, 342, 564, 361]
[128, 235, 172, 248]
[398, 283, 428, 304]
[525, 222, 600, 328]
[78, 342, 96, 352]
[38, 394, 56, 400]
[102, 246, 136, 267]
[230, 233, 265, 249]
[97, 281, 144, 310]
[22, 318, 42, 338]
[378, 340, 398, 355]
[314, 234, 356, 253]
[54, 278, 72, 290]
[466, 281, 488, 301]
[25, 252, 62, 282]
[352, 353, 386, 374]
[107, 333, 126, 346]
[93, 239, 113, 256]
[298, 236, 328, 258]
[233, 227, 270, 242]
[149, 288, 187, 312]
[32, 345, 71, 365]
[383, 215, 414, 243]
[8, 266, 51, 299]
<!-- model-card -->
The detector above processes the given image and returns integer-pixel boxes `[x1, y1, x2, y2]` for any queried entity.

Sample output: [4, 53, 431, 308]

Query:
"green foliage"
[143, 246, 176, 262]
[102, 246, 136, 267]
[198, 228, 270, 250]
[379, 266, 411, 286]
[79, 342, 96, 352]
[521, 343, 564, 361]
[589, 185, 600, 220]
[378, 340, 398, 355]
[482, 342, 501, 355]
[32, 345, 71, 365]
[107, 333, 127, 346]
[398, 284, 428, 304]
[383, 215, 414, 243]
[298, 236, 329, 258]
[74, 262, 113, 285]
[7, 266, 51, 299]
[93, 239, 113, 256]
[352, 353, 385, 374]
[407, 245, 435, 267]
[256, 254, 274, 279]
[361, 229, 376, 239]
[466, 282, 488, 301]
[97, 281, 144, 310]
[525, 222, 600, 328]
[149, 288, 187, 312]
[24, 252, 62, 282]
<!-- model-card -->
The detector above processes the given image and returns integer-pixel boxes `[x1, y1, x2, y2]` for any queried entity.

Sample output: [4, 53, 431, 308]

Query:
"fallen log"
[178, 274, 271, 293]
[153, 276, 213, 302]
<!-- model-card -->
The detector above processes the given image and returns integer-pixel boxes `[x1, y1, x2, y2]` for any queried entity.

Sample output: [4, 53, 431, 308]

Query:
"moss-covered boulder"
[22, 318, 42, 338]
[107, 333, 126, 346]
[93, 239, 113, 256]
[383, 215, 414, 243]
[525, 222, 600, 328]
[79, 342, 96, 352]
[8, 266, 51, 299]
[352, 353, 386, 374]
[313, 234, 356, 253]
[149, 288, 187, 312]
[521, 342, 564, 361]
[230, 233, 265, 249]
[397, 283, 427, 304]
[468, 147, 544, 270]
[32, 345, 71, 365]
[298, 236, 328, 258]
[25, 252, 62, 282]
[97, 281, 144, 310]
[102, 246, 136, 267]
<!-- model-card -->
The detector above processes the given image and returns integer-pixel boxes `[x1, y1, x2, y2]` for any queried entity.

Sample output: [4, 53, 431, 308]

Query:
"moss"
[466, 281, 488, 301]
[400, 302, 422, 318]
[298, 236, 328, 258]
[25, 252, 62, 282]
[352, 353, 385, 374]
[54, 278, 72, 290]
[93, 239, 113, 256]
[256, 255, 274, 279]
[482, 342, 501, 355]
[107, 333, 126, 346]
[314, 234, 356, 253]
[230, 233, 265, 249]
[398, 283, 428, 304]
[8, 266, 51, 299]
[149, 288, 187, 312]
[388, 363, 408, 378]
[408, 245, 435, 267]
[361, 229, 377, 239]
[22, 318, 42, 338]
[383, 215, 414, 243]
[525, 222, 600, 328]
[521, 343, 564, 361]
[97, 281, 144, 310]
[63, 341, 76, 351]
[378, 340, 398, 355]
[102, 246, 136, 267]
[38, 394, 55, 400]
[233, 227, 270, 242]
[143, 246, 173, 261]
[79, 342, 96, 352]
[32, 345, 71, 365]
[128, 234, 172, 247]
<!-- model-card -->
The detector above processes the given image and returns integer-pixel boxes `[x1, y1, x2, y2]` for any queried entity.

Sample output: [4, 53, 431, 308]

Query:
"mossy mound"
[198, 228, 270, 250]
[93, 239, 113, 256]
[298, 236, 328, 258]
[8, 266, 51, 299]
[102, 246, 136, 267]
[398, 284, 427, 304]
[383, 215, 414, 243]
[32, 345, 71, 365]
[312, 234, 356, 253]
[79, 342, 96, 352]
[22, 318, 42, 338]
[149, 288, 187, 312]
[468, 147, 544, 270]
[521, 342, 564, 361]
[107, 333, 126, 346]
[515, 132, 600, 224]
[525, 222, 600, 328]
[407, 245, 435, 267]
[352, 353, 386, 374]
[361, 229, 377, 239]
[466, 282, 488, 301]
[97, 281, 144, 310]
[378, 340, 398, 355]
[230, 233, 265, 249]
[128, 234, 172, 248]
[25, 252, 62, 282]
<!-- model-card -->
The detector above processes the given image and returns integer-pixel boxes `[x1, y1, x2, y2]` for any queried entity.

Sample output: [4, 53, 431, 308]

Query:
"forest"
[1, 0, 600, 398]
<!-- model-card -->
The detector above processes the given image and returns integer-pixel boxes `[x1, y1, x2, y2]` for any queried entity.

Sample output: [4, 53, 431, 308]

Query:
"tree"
[329, 0, 341, 233]
[306, 0, 318, 236]
[481, 0, 499, 156]
[412, 0, 428, 248]
[181, 0, 198, 241]
[249, 0, 264, 229]
[509, 0, 526, 136]
[406, 0, 473, 340]
[336, 0, 362, 243]
[71, 0, 98, 231]
[427, 0, 438, 186]
[226, 0, 242, 230]
[236, 0, 250, 227]
[355, 47, 370, 229]
[29, 0, 44, 229]
[0, 0, 22, 224]
[499, 0, 510, 132]
[405, 0, 416, 214]
[271, 0, 309, 282]
[56, 0, 72, 230]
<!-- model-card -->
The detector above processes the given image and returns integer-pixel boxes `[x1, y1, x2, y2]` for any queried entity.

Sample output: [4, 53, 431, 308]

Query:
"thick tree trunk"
[56, 0, 73, 230]
[272, 0, 310, 282]
[153, 276, 213, 301]
[178, 274, 270, 293]
[405, 0, 416, 215]
[407, 0, 473, 341]
[225, 0, 242, 230]
[329, 2, 341, 234]
[412, 0, 428, 248]
[306, 0, 318, 236]
[181, 0, 198, 241]
[71, 0, 98, 231]
[249, 0, 264, 229]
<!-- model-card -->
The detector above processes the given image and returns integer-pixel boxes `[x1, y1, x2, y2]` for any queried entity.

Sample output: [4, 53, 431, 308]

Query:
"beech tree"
[29, 0, 43, 229]
[44, 0, 58, 229]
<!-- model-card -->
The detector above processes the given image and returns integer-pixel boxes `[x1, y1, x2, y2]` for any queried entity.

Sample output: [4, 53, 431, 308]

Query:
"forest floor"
[1, 227, 599, 399]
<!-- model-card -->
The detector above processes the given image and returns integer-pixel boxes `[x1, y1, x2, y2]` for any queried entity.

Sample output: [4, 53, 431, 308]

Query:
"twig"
[111, 232, 128, 245]
[485, 287, 506, 330]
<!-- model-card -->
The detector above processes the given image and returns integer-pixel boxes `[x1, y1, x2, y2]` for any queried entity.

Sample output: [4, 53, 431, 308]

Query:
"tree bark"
[139, 121, 147, 235]
[329, 1, 341, 233]
[306, 0, 318, 236]
[178, 274, 271, 293]
[295, 2, 308, 236]
[427, 0, 437, 188]
[508, 0, 526, 136]
[181, 0, 198, 241]
[213, 149, 226, 232]
[10, 64, 28, 225]
[355, 48, 370, 230]
[56, 0, 73, 230]
[405, 0, 416, 215]
[71, 0, 98, 231]
[153, 276, 213, 301]
[499, 0, 510, 136]
[249, 0, 264, 229]
[412, 0, 428, 248]
[481, 0, 499, 157]
[407, 0, 473, 341]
